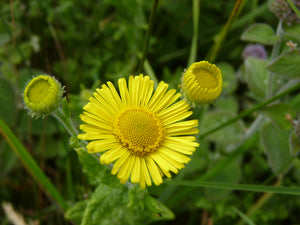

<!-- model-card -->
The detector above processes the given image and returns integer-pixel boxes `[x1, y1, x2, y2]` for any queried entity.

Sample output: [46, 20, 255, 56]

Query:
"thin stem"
[287, 0, 300, 19]
[235, 176, 283, 225]
[52, 107, 79, 137]
[51, 107, 87, 150]
[138, 0, 159, 73]
[199, 81, 300, 139]
[187, 0, 200, 66]
[206, 0, 244, 63]
[0, 117, 69, 211]
[9, 0, 15, 47]
[168, 178, 300, 196]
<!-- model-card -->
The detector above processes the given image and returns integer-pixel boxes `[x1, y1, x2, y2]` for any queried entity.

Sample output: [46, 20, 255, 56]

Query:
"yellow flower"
[23, 75, 63, 118]
[78, 75, 199, 188]
[182, 61, 223, 106]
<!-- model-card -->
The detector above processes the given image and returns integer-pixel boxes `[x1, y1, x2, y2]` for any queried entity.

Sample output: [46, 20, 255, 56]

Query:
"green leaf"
[76, 149, 121, 187]
[244, 57, 268, 99]
[260, 122, 293, 175]
[289, 131, 300, 156]
[81, 184, 173, 225]
[283, 23, 300, 40]
[241, 23, 279, 45]
[261, 103, 296, 130]
[0, 77, 17, 127]
[65, 200, 88, 224]
[201, 110, 245, 147]
[267, 50, 300, 79]
[0, 140, 18, 175]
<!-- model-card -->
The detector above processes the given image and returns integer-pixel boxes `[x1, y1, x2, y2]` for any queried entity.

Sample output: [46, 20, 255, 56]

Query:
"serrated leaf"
[267, 50, 300, 79]
[260, 122, 293, 175]
[0, 77, 17, 127]
[289, 131, 300, 156]
[244, 57, 268, 99]
[241, 23, 279, 45]
[261, 103, 296, 130]
[64, 200, 88, 224]
[76, 149, 121, 187]
[81, 184, 173, 225]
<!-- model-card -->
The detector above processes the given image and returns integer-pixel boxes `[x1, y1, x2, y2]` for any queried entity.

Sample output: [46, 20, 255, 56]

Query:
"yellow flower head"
[181, 61, 223, 106]
[78, 75, 199, 188]
[23, 75, 64, 118]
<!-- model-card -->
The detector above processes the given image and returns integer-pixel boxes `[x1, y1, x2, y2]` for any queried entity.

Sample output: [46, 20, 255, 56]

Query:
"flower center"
[27, 79, 51, 103]
[113, 108, 164, 156]
[193, 68, 218, 89]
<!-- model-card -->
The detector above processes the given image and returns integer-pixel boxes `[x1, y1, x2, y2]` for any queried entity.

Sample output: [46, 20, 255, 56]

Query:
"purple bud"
[242, 44, 267, 60]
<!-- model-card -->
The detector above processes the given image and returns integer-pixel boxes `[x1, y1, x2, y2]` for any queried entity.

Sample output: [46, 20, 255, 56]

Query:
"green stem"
[138, 0, 160, 73]
[0, 117, 68, 211]
[168, 179, 300, 196]
[199, 81, 300, 139]
[187, 0, 200, 66]
[51, 107, 87, 149]
[287, 0, 300, 19]
[235, 176, 283, 225]
[206, 0, 245, 63]
[144, 59, 159, 87]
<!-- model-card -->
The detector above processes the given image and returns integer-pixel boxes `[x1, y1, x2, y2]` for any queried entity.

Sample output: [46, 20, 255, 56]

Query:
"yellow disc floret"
[113, 108, 164, 156]
[182, 61, 223, 106]
[23, 75, 64, 118]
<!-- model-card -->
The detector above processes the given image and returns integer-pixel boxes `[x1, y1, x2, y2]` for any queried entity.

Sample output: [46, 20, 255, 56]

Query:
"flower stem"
[287, 0, 300, 19]
[51, 107, 87, 149]
[0, 117, 69, 211]
[199, 81, 300, 139]
[206, 0, 245, 63]
[235, 176, 283, 225]
[187, 0, 200, 66]
[138, 0, 160, 73]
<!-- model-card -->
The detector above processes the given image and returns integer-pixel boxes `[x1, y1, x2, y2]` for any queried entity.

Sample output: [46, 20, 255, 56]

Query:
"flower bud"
[242, 44, 267, 60]
[181, 61, 223, 106]
[23, 75, 64, 118]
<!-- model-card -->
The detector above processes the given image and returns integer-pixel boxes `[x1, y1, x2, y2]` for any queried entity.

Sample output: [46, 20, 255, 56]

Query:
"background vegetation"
[1, 0, 300, 224]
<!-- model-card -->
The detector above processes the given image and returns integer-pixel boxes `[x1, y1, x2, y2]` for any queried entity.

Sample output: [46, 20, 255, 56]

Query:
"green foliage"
[260, 122, 293, 175]
[267, 50, 300, 79]
[65, 184, 174, 225]
[241, 23, 279, 45]
[2, 0, 300, 224]
[0, 77, 17, 127]
[244, 57, 268, 99]
[261, 103, 296, 130]
[76, 148, 121, 188]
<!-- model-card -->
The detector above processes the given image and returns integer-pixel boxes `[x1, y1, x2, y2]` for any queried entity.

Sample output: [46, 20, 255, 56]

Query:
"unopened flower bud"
[23, 75, 64, 118]
[181, 61, 223, 106]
